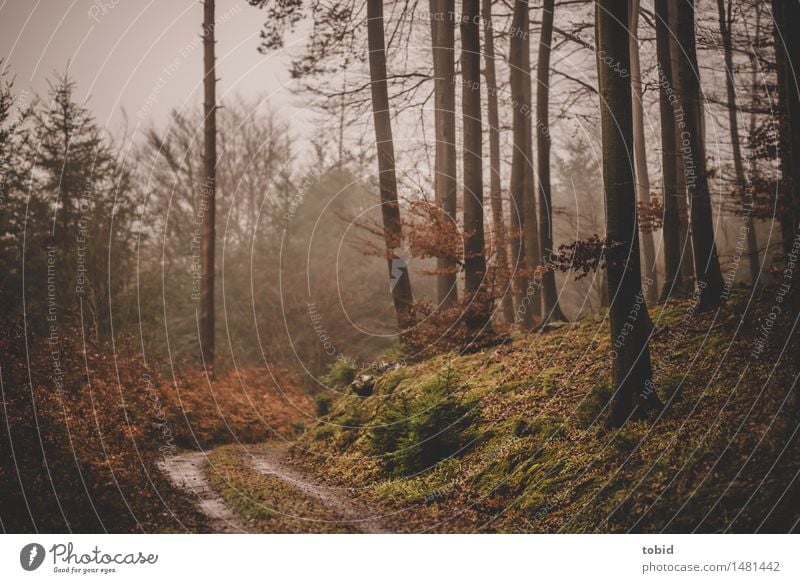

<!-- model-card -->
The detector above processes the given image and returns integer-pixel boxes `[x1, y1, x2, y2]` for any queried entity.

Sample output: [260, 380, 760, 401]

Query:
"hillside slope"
[293, 286, 800, 533]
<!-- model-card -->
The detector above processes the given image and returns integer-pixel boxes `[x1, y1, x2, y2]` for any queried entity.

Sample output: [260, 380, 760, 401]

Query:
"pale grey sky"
[0, 0, 313, 137]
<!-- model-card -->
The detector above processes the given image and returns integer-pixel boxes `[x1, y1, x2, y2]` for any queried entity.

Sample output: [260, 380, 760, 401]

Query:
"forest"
[0, 0, 798, 534]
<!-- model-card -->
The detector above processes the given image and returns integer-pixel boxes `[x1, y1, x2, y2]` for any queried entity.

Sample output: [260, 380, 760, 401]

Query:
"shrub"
[321, 356, 358, 388]
[314, 393, 333, 417]
[369, 368, 476, 476]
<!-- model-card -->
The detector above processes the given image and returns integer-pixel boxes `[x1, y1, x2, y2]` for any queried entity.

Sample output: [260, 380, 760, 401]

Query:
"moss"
[513, 415, 566, 439]
[321, 356, 358, 388]
[573, 380, 613, 429]
[371, 458, 460, 506]
[368, 368, 477, 476]
[376, 367, 410, 395]
[495, 380, 530, 394]
[291, 297, 800, 533]
[657, 371, 685, 403]
[537, 367, 564, 395]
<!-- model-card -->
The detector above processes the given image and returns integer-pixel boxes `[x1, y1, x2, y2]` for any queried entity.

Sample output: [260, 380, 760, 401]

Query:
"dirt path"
[160, 445, 388, 533]
[247, 444, 389, 534]
[159, 452, 250, 533]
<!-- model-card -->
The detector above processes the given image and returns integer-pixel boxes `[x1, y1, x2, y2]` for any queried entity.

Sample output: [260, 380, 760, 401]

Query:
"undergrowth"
[296, 287, 800, 533]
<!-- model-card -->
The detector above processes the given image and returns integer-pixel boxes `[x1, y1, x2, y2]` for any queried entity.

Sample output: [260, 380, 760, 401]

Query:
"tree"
[482, 0, 514, 323]
[431, 0, 459, 309]
[673, 0, 725, 310]
[366, 0, 414, 328]
[717, 0, 760, 285]
[595, 0, 660, 426]
[509, 0, 538, 327]
[461, 0, 489, 330]
[629, 0, 658, 303]
[668, 1, 695, 290]
[772, 0, 800, 257]
[200, 0, 218, 375]
[536, 0, 566, 323]
[29, 75, 134, 339]
[655, 0, 691, 299]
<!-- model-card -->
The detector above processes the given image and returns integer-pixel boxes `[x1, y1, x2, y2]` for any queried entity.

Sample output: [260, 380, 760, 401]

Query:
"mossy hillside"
[297, 288, 800, 533]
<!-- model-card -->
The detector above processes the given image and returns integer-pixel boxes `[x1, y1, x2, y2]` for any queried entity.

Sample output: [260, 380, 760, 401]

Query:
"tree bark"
[668, 1, 695, 290]
[674, 0, 725, 310]
[430, 0, 459, 308]
[629, 0, 659, 303]
[655, 0, 691, 299]
[509, 0, 536, 327]
[717, 0, 759, 285]
[482, 0, 515, 324]
[461, 0, 489, 330]
[200, 0, 217, 375]
[522, 3, 542, 325]
[536, 0, 566, 323]
[772, 0, 800, 257]
[366, 0, 414, 328]
[595, 0, 659, 426]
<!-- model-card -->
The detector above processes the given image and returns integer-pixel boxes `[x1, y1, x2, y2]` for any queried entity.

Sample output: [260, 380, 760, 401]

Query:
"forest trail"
[160, 445, 389, 534]
[159, 452, 250, 533]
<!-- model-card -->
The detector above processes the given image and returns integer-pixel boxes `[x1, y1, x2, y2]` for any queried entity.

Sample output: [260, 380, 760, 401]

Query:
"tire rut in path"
[248, 444, 389, 534]
[159, 452, 250, 533]
[161, 445, 389, 533]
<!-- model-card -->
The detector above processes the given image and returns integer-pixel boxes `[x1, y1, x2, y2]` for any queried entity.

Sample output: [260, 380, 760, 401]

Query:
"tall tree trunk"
[596, 0, 659, 426]
[366, 0, 414, 328]
[674, 0, 725, 310]
[509, 0, 535, 327]
[430, 0, 458, 308]
[461, 0, 489, 330]
[655, 0, 689, 299]
[772, 0, 800, 257]
[717, 0, 759, 285]
[200, 0, 217, 376]
[536, 0, 566, 323]
[668, 1, 695, 289]
[522, 7, 542, 325]
[482, 0, 515, 324]
[629, 0, 659, 303]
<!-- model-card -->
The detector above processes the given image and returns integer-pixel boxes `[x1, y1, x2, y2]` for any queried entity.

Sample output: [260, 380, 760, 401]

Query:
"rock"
[350, 374, 375, 397]
[371, 360, 401, 374]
